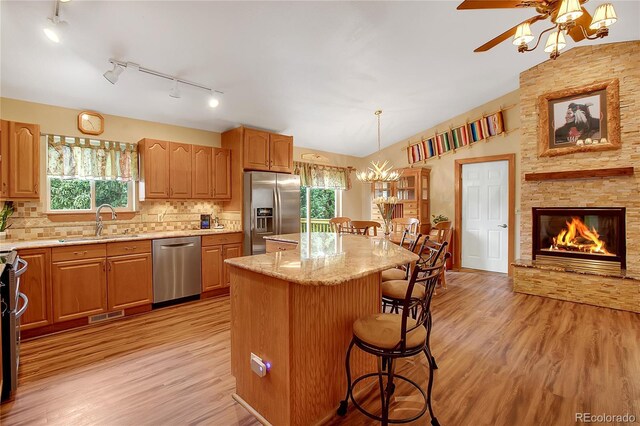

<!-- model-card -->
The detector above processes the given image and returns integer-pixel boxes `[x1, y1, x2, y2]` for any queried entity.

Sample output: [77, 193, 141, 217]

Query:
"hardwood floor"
[2, 271, 639, 425]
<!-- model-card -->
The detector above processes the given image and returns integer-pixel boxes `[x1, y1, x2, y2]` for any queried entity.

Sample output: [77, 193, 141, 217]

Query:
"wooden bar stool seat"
[381, 268, 407, 282]
[353, 314, 426, 350]
[381, 279, 426, 300]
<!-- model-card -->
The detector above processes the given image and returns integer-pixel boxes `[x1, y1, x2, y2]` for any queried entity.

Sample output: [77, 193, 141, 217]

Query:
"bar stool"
[381, 230, 422, 282]
[337, 261, 447, 426]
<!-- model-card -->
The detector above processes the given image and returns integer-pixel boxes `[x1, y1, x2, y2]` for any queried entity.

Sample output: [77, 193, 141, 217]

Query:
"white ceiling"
[1, 1, 638, 156]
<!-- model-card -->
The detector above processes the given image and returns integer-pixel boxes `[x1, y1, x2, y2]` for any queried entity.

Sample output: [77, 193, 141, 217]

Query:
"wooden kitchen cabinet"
[0, 120, 40, 199]
[139, 138, 170, 199]
[201, 245, 224, 291]
[169, 142, 192, 198]
[52, 257, 108, 322]
[107, 253, 153, 311]
[18, 248, 52, 330]
[212, 148, 231, 199]
[243, 128, 270, 171]
[269, 133, 293, 173]
[192, 145, 212, 199]
[223, 243, 243, 287]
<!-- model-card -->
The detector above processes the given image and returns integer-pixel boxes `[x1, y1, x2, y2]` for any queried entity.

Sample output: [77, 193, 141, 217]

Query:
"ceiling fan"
[458, 0, 618, 59]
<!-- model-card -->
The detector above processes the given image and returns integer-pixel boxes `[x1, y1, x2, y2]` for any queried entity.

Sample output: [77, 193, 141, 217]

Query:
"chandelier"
[513, 0, 618, 59]
[356, 110, 401, 183]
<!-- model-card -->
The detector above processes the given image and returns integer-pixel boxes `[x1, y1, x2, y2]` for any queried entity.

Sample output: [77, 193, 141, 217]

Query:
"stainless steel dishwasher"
[152, 236, 201, 303]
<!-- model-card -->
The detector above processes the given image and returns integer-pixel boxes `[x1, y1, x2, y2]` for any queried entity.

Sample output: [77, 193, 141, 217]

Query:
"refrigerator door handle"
[273, 187, 280, 235]
[276, 186, 283, 236]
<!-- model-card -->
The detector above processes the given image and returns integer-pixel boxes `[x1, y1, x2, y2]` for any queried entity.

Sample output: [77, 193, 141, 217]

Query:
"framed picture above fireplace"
[538, 79, 620, 158]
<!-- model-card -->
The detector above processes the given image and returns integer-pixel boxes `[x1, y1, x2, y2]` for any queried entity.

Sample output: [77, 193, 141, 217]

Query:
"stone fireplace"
[532, 207, 625, 271]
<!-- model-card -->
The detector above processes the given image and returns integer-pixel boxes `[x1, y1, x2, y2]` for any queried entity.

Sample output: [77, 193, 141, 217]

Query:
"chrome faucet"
[96, 204, 117, 236]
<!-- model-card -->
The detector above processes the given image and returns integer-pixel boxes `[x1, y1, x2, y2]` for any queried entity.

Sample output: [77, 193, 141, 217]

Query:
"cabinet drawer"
[403, 202, 418, 210]
[404, 209, 418, 216]
[202, 232, 243, 247]
[52, 244, 106, 262]
[265, 240, 298, 253]
[107, 240, 151, 257]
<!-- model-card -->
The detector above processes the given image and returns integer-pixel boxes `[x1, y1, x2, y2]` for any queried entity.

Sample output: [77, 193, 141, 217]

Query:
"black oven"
[1, 251, 29, 401]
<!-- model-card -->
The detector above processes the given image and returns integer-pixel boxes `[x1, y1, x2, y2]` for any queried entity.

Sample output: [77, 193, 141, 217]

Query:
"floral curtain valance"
[294, 161, 352, 190]
[46, 135, 138, 181]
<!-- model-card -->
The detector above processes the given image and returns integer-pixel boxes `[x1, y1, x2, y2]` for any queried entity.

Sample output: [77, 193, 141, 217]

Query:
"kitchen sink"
[58, 234, 139, 243]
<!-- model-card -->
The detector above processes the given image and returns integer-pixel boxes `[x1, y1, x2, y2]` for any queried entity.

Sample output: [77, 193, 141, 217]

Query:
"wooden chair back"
[350, 220, 381, 236]
[329, 217, 352, 233]
[430, 221, 452, 245]
[391, 217, 420, 238]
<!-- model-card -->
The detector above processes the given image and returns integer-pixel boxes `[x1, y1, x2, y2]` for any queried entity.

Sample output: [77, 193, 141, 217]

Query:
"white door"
[461, 160, 509, 273]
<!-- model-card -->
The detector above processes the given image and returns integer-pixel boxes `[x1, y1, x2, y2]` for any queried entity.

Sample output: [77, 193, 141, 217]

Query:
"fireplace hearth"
[532, 207, 625, 271]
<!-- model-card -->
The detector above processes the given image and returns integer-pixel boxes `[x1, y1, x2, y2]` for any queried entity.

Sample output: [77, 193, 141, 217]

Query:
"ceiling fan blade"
[567, 7, 597, 42]
[457, 0, 541, 10]
[474, 15, 546, 52]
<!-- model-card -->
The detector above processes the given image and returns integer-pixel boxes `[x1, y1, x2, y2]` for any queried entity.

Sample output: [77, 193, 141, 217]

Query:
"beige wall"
[519, 41, 640, 272]
[0, 97, 221, 147]
[361, 90, 522, 256]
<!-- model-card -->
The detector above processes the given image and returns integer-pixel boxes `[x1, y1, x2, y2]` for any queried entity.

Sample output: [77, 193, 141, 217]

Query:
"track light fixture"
[103, 59, 224, 106]
[43, 0, 67, 43]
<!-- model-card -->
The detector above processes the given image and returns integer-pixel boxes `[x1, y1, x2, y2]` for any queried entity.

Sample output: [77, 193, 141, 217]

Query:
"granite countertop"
[0, 228, 242, 251]
[226, 232, 418, 286]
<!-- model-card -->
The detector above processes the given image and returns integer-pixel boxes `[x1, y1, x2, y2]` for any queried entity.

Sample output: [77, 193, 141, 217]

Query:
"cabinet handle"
[102, 261, 106, 272]
[73, 251, 88, 256]
[124, 246, 137, 251]
[34, 182, 38, 193]
[278, 247, 288, 251]
[108, 262, 112, 271]
[170, 188, 173, 196]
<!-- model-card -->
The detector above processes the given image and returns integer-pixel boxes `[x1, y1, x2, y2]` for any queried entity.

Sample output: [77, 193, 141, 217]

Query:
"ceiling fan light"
[590, 3, 617, 29]
[544, 31, 567, 53]
[556, 0, 583, 24]
[513, 23, 534, 45]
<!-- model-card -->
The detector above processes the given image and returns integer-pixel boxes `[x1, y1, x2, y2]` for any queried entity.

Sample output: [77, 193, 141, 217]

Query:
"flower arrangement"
[373, 196, 397, 236]
[0, 201, 14, 237]
[432, 214, 449, 225]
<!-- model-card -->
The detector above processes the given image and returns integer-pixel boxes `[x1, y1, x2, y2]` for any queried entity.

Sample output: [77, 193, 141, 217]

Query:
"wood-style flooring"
[2, 271, 639, 425]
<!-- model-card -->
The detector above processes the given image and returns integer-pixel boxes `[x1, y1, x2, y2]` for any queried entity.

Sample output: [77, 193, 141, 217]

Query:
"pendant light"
[356, 110, 401, 183]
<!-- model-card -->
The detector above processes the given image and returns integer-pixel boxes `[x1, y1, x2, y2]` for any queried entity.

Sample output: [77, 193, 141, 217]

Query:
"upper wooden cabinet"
[169, 142, 192, 198]
[192, 145, 212, 199]
[213, 148, 231, 199]
[243, 128, 270, 171]
[0, 120, 40, 199]
[269, 134, 294, 173]
[139, 139, 170, 199]
[139, 138, 231, 200]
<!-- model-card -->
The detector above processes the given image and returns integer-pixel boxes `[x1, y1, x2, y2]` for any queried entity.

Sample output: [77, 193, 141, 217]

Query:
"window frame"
[46, 176, 136, 213]
[301, 187, 342, 231]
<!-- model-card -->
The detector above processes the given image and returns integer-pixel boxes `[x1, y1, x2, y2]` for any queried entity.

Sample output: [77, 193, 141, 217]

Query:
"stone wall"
[519, 41, 640, 273]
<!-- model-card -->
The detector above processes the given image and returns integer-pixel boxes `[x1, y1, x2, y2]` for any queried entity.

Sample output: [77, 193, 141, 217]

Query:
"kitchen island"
[226, 232, 418, 425]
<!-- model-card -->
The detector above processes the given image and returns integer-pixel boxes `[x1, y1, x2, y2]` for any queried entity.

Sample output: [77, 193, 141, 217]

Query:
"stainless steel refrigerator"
[243, 171, 301, 255]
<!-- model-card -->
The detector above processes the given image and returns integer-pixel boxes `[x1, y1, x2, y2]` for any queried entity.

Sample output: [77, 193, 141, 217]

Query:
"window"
[300, 188, 341, 232]
[48, 178, 134, 211]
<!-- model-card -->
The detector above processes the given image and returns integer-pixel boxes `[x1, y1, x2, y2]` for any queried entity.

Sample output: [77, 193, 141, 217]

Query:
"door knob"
[498, 224, 507, 228]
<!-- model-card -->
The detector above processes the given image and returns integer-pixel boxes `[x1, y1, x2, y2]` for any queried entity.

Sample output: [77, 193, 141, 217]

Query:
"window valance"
[294, 161, 352, 190]
[46, 134, 138, 181]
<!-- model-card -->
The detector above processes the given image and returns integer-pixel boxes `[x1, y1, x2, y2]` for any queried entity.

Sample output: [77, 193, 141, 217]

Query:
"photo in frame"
[538, 79, 620, 157]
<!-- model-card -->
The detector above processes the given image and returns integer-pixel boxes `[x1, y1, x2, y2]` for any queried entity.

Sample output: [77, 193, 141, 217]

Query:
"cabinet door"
[52, 258, 107, 322]
[269, 134, 293, 173]
[107, 253, 153, 311]
[243, 128, 270, 171]
[223, 243, 243, 287]
[8, 121, 40, 198]
[169, 142, 192, 198]
[142, 139, 170, 199]
[18, 248, 52, 330]
[212, 148, 231, 199]
[192, 145, 212, 198]
[202, 245, 223, 291]
[0, 121, 9, 198]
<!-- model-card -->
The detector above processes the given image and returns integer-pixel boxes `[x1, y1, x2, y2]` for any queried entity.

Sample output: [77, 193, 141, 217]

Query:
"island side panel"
[230, 266, 291, 425]
[290, 272, 381, 426]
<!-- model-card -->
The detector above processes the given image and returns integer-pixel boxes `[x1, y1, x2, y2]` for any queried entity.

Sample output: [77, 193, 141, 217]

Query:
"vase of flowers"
[373, 196, 397, 238]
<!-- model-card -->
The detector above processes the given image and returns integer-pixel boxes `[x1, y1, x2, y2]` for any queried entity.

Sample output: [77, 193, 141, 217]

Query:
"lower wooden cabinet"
[223, 243, 242, 287]
[17, 248, 52, 330]
[202, 245, 224, 291]
[52, 258, 108, 322]
[107, 253, 153, 310]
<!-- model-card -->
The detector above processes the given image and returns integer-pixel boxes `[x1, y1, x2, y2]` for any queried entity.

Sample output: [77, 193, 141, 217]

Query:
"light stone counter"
[0, 228, 241, 251]
[225, 232, 418, 286]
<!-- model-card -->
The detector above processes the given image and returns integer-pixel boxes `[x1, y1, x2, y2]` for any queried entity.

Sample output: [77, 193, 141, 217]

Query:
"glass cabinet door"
[395, 173, 417, 201]
[373, 181, 393, 199]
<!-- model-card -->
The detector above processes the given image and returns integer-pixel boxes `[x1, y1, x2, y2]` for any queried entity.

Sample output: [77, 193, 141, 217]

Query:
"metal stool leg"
[337, 339, 356, 416]
[426, 313, 438, 370]
[423, 347, 439, 426]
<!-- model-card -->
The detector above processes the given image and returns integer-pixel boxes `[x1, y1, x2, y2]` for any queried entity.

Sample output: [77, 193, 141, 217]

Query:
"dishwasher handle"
[159, 242, 195, 249]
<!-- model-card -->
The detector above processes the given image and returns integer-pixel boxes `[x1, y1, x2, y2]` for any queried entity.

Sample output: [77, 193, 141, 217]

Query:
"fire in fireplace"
[533, 207, 625, 271]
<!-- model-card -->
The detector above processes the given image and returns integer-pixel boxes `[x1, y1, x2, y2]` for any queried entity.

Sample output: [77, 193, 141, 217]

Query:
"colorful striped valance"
[46, 135, 138, 181]
[406, 110, 507, 164]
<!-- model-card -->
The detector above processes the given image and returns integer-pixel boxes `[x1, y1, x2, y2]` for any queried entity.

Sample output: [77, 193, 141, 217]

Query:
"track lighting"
[43, 1, 67, 43]
[103, 59, 224, 107]
[103, 63, 125, 84]
[169, 79, 181, 98]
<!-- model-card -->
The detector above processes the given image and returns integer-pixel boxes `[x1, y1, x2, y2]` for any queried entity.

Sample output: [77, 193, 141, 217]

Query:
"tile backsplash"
[5, 200, 241, 242]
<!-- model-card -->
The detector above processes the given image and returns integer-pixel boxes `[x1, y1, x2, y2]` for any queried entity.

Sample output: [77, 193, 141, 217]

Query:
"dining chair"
[350, 220, 381, 236]
[391, 217, 420, 239]
[329, 217, 352, 233]
[429, 221, 453, 290]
